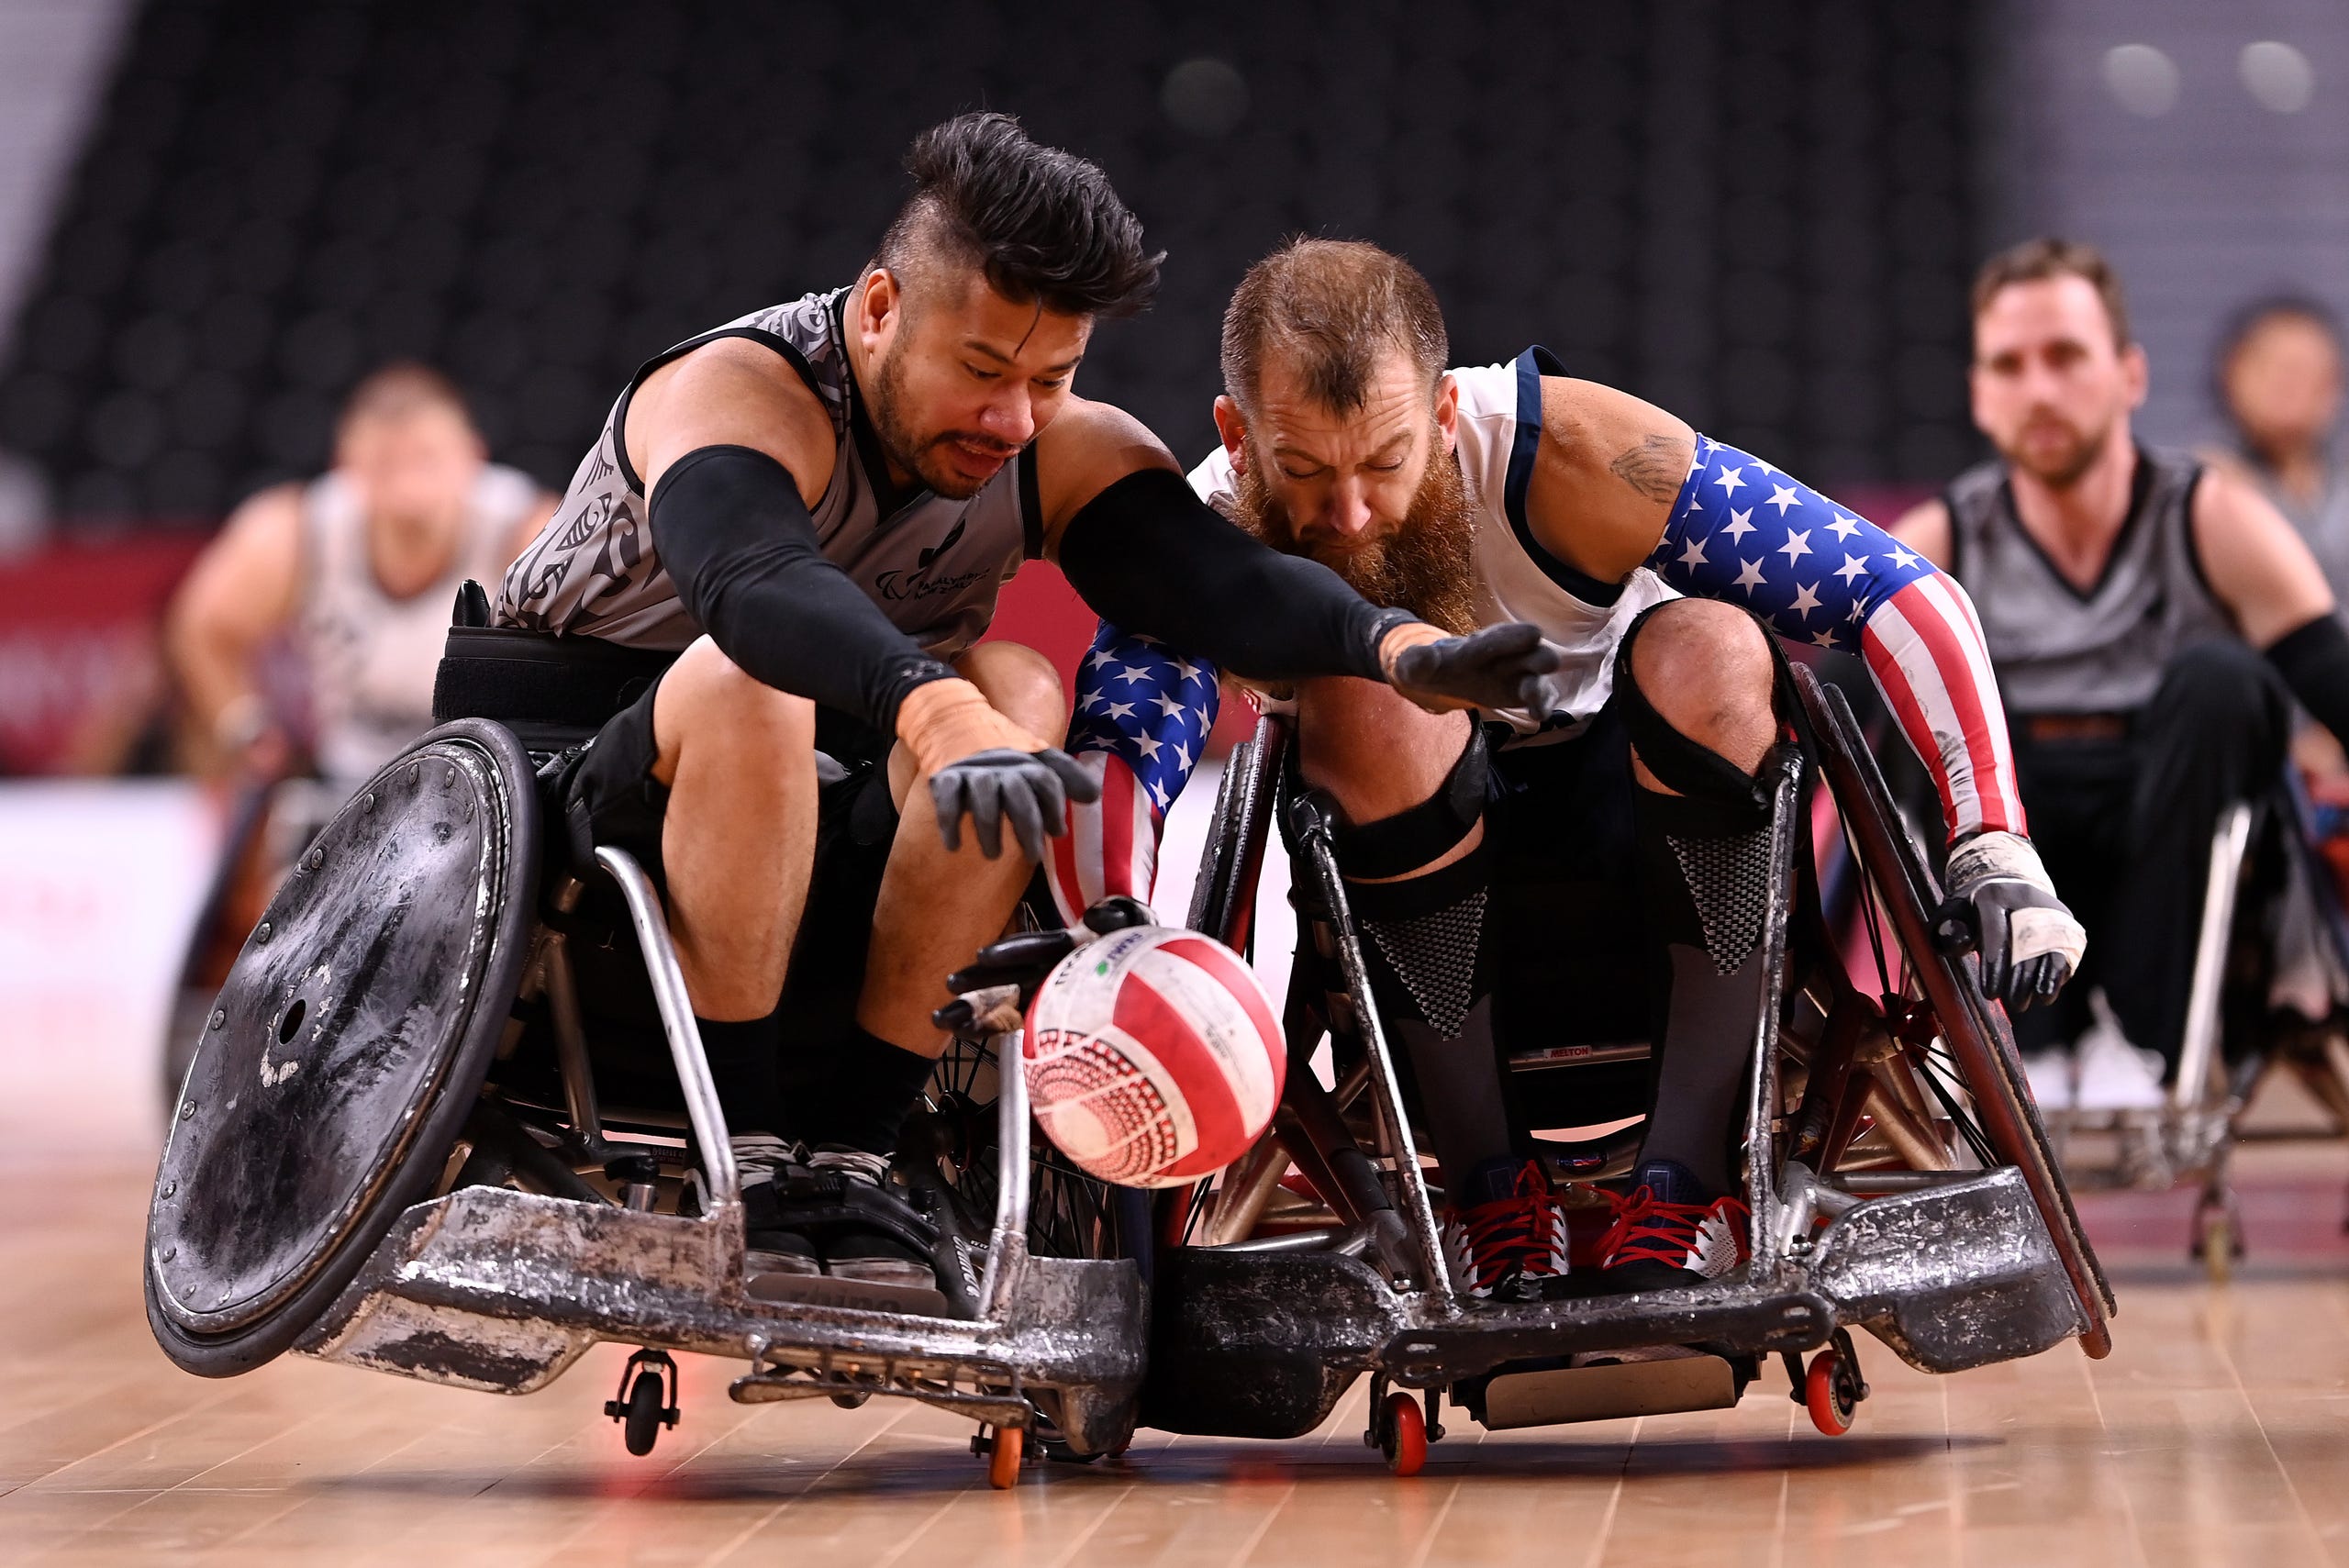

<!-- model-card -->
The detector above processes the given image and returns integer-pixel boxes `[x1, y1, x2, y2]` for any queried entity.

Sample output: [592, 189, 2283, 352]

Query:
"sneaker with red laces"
[1597, 1159, 1751, 1292]
[1439, 1158, 1572, 1301]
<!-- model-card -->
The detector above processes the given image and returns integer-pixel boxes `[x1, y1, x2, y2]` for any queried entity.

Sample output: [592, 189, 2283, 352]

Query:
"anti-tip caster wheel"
[604, 1350, 681, 1457]
[1379, 1390, 1427, 1477]
[1804, 1329, 1868, 1437]
[984, 1423, 1025, 1489]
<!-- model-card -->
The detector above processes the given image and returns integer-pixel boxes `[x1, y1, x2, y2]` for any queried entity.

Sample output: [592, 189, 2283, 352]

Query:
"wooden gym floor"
[6, 1077, 2349, 1568]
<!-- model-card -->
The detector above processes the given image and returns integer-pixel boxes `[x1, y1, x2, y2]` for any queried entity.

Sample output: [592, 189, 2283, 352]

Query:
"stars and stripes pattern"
[1647, 436, 2025, 840]
[1049, 621, 1219, 927]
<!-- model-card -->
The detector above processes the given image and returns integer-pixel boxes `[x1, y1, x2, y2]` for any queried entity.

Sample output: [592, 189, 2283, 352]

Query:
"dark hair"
[1969, 238, 2133, 349]
[874, 113, 1160, 319]
[2216, 294, 2343, 365]
[1221, 239, 1449, 415]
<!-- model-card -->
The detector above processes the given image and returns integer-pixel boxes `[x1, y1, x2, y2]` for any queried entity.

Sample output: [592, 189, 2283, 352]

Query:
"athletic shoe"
[730, 1133, 822, 1279]
[1597, 1159, 1750, 1292]
[1439, 1158, 1572, 1302]
[2073, 991, 2165, 1110]
[795, 1146, 939, 1288]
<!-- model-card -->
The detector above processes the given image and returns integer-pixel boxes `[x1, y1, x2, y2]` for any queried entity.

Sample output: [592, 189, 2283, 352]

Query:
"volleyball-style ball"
[1022, 926, 1286, 1188]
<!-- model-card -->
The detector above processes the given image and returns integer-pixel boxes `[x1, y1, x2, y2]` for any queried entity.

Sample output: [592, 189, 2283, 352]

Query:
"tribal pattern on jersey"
[1648, 436, 2023, 840]
[1047, 623, 1219, 927]
[495, 288, 1030, 662]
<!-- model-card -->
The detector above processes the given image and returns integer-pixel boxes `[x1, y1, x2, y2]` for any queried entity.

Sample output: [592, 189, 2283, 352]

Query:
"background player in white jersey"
[1061, 239, 2079, 1301]
[489, 118, 1553, 1290]
[1894, 241, 2349, 1107]
[167, 362, 551, 794]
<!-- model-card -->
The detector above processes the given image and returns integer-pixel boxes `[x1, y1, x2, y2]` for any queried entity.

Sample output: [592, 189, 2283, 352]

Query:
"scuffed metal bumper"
[1144, 1166, 2082, 1439]
[293, 1185, 1146, 1440]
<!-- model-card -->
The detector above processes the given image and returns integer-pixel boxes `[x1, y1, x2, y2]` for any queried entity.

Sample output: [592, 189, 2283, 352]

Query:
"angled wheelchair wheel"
[145, 719, 541, 1376]
[1792, 666, 2116, 1356]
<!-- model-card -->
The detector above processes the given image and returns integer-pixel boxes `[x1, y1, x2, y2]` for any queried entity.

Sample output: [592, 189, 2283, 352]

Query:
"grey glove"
[1386, 620, 1563, 715]
[1944, 830, 2087, 1012]
[929, 746, 1099, 862]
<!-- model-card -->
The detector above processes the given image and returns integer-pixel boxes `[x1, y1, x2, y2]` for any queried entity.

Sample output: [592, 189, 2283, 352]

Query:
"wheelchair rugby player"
[142, 116, 1557, 1483]
[1057, 240, 2115, 1466]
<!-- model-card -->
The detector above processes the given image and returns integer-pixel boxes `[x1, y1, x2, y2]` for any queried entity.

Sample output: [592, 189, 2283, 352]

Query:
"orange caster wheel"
[1380, 1391, 1427, 1476]
[985, 1423, 1024, 1489]
[1804, 1330, 1867, 1436]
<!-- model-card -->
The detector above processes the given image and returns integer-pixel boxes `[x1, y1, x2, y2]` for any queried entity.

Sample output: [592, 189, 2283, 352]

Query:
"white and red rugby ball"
[1022, 925, 1286, 1188]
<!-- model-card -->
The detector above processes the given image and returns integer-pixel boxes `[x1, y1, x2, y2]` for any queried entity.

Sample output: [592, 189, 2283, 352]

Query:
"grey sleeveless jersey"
[495, 287, 1038, 661]
[1945, 447, 2232, 714]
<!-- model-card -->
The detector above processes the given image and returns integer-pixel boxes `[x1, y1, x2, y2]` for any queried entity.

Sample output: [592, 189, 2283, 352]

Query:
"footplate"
[295, 1184, 1146, 1450]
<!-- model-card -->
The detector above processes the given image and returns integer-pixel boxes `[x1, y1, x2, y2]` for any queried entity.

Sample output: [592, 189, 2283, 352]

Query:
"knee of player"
[1625, 600, 1775, 743]
[957, 639, 1067, 741]
[669, 639, 818, 755]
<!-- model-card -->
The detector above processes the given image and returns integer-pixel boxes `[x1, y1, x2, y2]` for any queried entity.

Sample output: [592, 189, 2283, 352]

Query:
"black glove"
[1384, 620, 1563, 714]
[929, 746, 1098, 862]
[1944, 830, 2087, 1012]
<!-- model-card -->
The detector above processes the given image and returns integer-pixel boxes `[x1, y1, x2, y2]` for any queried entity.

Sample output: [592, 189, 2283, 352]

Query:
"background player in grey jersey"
[493, 116, 1554, 1289]
[1894, 240, 2349, 1108]
[168, 361, 551, 792]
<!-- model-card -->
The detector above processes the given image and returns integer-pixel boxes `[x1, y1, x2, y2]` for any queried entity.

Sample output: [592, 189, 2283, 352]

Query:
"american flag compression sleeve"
[1048, 622, 1220, 926]
[1646, 435, 2024, 843]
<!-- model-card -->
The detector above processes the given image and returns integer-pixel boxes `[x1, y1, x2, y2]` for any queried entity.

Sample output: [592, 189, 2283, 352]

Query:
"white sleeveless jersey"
[1188, 348, 1675, 732]
[297, 462, 538, 786]
[495, 288, 1037, 662]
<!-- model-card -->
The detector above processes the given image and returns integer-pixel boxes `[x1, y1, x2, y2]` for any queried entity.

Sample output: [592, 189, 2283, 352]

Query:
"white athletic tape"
[1944, 828, 2048, 890]
[1946, 830, 2087, 971]
[2008, 904, 2087, 970]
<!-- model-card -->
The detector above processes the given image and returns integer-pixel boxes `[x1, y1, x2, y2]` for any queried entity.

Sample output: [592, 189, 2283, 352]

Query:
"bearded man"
[1060, 238, 2079, 1303]
[1892, 240, 2349, 1109]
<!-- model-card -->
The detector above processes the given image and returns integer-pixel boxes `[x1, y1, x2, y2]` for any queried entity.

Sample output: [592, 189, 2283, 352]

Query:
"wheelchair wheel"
[1792, 667, 2116, 1356]
[145, 720, 541, 1376]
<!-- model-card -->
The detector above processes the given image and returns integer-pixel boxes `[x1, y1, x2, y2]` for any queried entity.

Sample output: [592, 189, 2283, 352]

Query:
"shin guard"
[1631, 782, 1776, 1196]
[1332, 729, 1518, 1185]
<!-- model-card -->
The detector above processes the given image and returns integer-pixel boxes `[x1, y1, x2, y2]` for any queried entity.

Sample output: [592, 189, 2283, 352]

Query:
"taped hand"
[1380, 620, 1563, 716]
[1944, 829, 2087, 1012]
[896, 678, 1100, 862]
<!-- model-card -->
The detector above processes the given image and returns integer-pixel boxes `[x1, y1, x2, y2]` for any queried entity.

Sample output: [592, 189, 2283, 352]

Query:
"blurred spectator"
[2210, 297, 2349, 602]
[165, 362, 552, 791]
[1894, 241, 2349, 1109]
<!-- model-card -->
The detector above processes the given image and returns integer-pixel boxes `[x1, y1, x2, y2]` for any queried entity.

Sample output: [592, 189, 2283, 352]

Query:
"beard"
[867, 342, 1019, 500]
[2001, 406, 2112, 489]
[1229, 428, 1484, 637]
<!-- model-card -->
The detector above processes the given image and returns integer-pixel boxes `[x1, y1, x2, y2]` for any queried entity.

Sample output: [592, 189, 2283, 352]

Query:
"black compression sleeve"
[1055, 468, 1410, 682]
[649, 444, 953, 730]
[2267, 614, 2349, 744]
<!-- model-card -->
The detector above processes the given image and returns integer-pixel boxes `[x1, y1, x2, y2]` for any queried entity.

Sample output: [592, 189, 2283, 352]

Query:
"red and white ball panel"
[1022, 925, 1286, 1189]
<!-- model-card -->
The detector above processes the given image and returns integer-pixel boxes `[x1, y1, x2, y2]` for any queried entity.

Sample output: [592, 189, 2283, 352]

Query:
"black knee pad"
[1328, 723, 1490, 880]
[1614, 601, 1784, 818]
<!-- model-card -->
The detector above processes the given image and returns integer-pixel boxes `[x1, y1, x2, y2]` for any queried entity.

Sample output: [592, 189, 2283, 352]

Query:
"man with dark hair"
[1059, 237, 2076, 1301]
[495, 119, 1552, 1291]
[1893, 240, 2349, 1107]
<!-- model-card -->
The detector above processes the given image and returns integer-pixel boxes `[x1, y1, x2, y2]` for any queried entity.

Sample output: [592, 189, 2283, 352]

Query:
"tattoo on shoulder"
[1609, 433, 1691, 504]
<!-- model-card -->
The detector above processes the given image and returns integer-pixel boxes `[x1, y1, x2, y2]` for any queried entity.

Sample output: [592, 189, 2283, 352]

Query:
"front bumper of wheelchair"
[291, 1184, 1148, 1451]
[1143, 1165, 2082, 1440]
